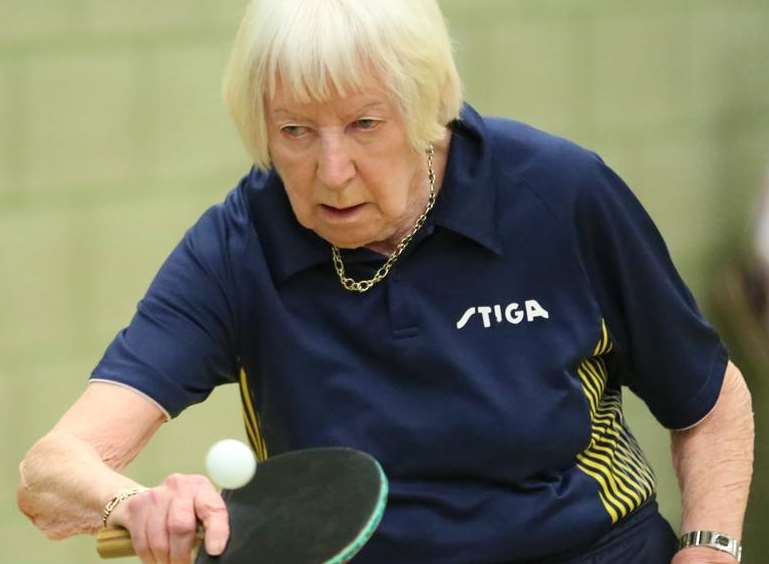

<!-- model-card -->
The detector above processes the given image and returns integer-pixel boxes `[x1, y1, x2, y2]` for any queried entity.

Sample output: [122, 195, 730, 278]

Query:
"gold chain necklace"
[332, 145, 437, 293]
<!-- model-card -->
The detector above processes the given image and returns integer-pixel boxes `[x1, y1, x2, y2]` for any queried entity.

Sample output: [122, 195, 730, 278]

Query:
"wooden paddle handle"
[96, 527, 136, 559]
[96, 526, 204, 559]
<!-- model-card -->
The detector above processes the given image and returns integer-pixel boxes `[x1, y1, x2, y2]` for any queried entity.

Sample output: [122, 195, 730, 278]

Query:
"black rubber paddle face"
[195, 447, 388, 564]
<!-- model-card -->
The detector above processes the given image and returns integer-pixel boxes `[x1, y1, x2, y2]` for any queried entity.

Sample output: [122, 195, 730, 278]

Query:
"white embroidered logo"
[456, 300, 550, 329]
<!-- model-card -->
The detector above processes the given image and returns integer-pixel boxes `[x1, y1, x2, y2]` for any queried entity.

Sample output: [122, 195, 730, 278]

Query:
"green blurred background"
[2, 1, 768, 562]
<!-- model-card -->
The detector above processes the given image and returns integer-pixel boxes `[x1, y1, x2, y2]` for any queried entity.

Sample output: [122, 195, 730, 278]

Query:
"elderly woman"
[18, 1, 753, 563]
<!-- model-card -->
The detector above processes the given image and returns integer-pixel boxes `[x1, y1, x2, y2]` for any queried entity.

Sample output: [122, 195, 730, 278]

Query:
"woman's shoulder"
[485, 116, 603, 183]
[190, 172, 258, 242]
[481, 115, 621, 220]
[196, 167, 280, 241]
[176, 169, 271, 276]
[192, 168, 321, 281]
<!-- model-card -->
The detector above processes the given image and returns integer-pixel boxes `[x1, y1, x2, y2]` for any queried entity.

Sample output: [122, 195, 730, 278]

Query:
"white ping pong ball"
[205, 439, 257, 489]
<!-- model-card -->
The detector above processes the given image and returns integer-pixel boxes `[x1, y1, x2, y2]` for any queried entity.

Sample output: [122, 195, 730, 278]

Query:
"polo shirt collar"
[430, 103, 503, 256]
[252, 103, 502, 284]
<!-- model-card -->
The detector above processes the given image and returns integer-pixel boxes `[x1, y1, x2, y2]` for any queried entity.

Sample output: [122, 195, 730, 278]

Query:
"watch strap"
[678, 530, 742, 562]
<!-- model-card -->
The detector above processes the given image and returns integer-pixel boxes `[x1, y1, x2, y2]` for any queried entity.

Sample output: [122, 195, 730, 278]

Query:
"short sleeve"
[574, 155, 728, 429]
[91, 191, 247, 418]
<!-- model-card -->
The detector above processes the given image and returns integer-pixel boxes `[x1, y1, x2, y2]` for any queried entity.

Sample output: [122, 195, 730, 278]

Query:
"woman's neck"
[364, 130, 452, 257]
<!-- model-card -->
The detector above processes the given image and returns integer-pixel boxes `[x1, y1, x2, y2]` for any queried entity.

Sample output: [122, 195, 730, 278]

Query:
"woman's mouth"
[319, 203, 367, 221]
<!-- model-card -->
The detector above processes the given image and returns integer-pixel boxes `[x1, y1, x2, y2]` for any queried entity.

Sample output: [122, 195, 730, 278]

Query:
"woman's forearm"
[17, 430, 142, 538]
[18, 382, 231, 562]
[17, 383, 165, 539]
[671, 361, 754, 540]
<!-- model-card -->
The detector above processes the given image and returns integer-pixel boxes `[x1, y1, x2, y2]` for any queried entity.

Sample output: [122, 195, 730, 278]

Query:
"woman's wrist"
[678, 530, 741, 562]
[102, 487, 146, 528]
[673, 545, 740, 563]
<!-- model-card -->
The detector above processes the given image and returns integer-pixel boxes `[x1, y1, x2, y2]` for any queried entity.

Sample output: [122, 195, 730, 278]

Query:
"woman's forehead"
[267, 75, 397, 118]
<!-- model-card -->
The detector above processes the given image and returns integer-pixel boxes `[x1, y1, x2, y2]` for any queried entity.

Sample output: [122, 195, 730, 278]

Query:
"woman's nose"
[317, 135, 355, 189]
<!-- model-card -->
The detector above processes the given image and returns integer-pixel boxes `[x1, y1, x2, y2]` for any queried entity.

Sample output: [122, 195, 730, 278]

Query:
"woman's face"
[265, 78, 426, 251]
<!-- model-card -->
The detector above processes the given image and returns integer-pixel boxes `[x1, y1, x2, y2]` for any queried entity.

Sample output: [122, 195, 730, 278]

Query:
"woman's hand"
[671, 546, 739, 563]
[108, 473, 229, 564]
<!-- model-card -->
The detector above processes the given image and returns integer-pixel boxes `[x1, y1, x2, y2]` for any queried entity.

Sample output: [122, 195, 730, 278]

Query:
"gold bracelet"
[102, 488, 145, 528]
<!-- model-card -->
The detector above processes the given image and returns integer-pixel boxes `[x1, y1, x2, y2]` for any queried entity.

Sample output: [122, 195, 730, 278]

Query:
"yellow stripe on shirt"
[575, 320, 655, 524]
[238, 368, 269, 462]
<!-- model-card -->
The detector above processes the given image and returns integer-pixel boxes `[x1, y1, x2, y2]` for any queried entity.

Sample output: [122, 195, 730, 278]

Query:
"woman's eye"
[353, 119, 380, 131]
[281, 125, 310, 138]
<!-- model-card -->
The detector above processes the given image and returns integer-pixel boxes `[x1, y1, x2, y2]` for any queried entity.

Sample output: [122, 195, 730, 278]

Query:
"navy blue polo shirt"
[92, 104, 728, 563]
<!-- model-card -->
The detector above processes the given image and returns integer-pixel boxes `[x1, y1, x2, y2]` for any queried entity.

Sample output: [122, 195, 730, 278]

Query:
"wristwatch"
[678, 530, 742, 562]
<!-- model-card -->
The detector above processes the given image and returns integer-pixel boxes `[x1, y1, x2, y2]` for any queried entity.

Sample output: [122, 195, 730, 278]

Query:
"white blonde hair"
[223, 0, 463, 170]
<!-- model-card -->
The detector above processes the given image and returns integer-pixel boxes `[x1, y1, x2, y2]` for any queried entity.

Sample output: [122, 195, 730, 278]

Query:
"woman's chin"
[323, 235, 372, 250]
[315, 226, 383, 250]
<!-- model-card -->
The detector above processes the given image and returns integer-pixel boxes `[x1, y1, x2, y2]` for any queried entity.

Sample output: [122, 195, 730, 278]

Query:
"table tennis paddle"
[96, 447, 388, 563]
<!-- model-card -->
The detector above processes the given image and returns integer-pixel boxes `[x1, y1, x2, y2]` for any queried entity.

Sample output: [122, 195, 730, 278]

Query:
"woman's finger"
[193, 487, 229, 556]
[144, 488, 171, 564]
[122, 492, 154, 564]
[166, 493, 198, 564]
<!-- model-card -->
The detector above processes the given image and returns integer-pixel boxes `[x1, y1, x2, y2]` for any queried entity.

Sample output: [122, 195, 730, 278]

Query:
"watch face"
[715, 535, 730, 547]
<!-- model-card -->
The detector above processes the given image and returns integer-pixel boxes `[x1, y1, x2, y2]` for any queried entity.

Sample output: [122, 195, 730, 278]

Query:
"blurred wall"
[2, 1, 768, 562]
